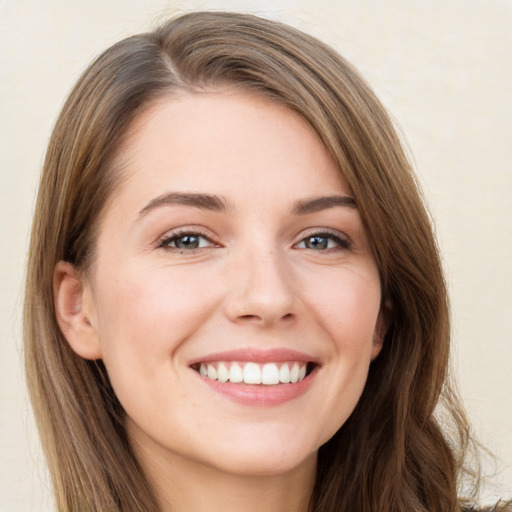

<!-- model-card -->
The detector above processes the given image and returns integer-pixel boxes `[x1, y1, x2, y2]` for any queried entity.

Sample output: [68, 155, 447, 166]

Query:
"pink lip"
[188, 347, 318, 366]
[189, 348, 320, 407]
[199, 371, 317, 406]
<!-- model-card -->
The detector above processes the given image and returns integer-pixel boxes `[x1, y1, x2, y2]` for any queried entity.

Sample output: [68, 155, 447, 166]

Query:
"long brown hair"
[24, 11, 509, 512]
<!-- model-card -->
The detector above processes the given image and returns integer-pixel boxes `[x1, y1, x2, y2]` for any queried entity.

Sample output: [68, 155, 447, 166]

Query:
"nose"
[223, 248, 299, 327]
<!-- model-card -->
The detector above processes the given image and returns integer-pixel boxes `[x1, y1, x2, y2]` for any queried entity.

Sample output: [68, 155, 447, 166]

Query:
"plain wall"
[1, 0, 510, 509]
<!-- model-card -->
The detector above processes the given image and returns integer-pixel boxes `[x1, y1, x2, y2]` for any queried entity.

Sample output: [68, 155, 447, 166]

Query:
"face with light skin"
[55, 90, 386, 493]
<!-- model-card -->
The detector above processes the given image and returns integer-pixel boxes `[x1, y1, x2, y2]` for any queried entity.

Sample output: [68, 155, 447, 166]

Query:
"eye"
[296, 232, 350, 251]
[159, 231, 214, 251]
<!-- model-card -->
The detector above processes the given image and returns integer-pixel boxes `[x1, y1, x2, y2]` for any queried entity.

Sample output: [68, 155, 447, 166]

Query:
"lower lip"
[196, 368, 317, 406]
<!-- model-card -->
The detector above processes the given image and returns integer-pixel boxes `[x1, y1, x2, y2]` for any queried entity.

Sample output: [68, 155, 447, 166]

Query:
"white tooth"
[243, 362, 262, 384]
[298, 364, 307, 381]
[199, 363, 207, 377]
[207, 364, 217, 380]
[261, 363, 279, 385]
[290, 362, 300, 383]
[229, 363, 243, 383]
[217, 362, 229, 383]
[279, 363, 291, 383]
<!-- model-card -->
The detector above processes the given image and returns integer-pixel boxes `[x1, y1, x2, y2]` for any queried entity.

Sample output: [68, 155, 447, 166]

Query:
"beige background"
[1, 0, 510, 509]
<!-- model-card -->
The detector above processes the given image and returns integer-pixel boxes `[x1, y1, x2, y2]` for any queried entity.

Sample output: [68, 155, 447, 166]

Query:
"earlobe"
[54, 261, 102, 360]
[371, 299, 392, 361]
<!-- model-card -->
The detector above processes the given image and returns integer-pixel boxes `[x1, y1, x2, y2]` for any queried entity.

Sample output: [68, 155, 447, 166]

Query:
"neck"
[134, 439, 316, 512]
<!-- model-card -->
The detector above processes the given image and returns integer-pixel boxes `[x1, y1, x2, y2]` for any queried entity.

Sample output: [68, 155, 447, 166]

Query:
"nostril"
[237, 312, 295, 324]
[239, 314, 261, 321]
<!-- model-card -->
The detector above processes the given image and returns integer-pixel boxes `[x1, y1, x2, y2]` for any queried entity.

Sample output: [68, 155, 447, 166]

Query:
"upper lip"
[188, 348, 319, 366]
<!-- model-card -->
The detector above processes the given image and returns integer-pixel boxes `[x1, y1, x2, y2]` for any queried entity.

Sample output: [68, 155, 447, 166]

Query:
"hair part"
[24, 11, 507, 512]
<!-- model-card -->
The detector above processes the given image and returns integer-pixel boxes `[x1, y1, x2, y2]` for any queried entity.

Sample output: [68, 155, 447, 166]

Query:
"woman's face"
[70, 91, 384, 477]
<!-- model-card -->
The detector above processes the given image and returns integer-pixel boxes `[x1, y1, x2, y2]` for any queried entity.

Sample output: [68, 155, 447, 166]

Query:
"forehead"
[111, 90, 349, 209]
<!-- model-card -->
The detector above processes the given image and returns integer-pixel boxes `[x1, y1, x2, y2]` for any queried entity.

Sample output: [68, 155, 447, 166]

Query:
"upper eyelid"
[161, 229, 212, 240]
[296, 227, 351, 242]
[158, 228, 218, 248]
[156, 226, 352, 247]
[293, 229, 353, 252]
[159, 226, 214, 239]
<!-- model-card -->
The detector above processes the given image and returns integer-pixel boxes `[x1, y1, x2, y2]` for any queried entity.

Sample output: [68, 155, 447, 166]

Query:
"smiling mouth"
[191, 361, 316, 385]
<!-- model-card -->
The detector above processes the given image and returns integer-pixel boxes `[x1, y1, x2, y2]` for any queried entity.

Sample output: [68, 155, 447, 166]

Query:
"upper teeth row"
[198, 361, 307, 385]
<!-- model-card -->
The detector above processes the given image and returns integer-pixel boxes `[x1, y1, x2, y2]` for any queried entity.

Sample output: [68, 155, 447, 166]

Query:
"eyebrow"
[291, 195, 357, 215]
[137, 192, 357, 218]
[138, 192, 231, 216]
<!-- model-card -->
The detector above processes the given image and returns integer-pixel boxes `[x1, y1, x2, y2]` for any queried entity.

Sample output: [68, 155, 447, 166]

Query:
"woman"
[23, 11, 510, 512]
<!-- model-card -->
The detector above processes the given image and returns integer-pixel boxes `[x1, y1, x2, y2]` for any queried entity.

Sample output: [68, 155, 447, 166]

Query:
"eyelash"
[159, 229, 216, 252]
[158, 229, 351, 253]
[295, 230, 351, 252]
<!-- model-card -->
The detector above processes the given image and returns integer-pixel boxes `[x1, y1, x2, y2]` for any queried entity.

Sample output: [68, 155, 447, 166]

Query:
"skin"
[55, 90, 386, 512]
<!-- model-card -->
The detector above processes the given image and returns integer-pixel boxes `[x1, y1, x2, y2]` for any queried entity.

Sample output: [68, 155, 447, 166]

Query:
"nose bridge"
[224, 238, 298, 325]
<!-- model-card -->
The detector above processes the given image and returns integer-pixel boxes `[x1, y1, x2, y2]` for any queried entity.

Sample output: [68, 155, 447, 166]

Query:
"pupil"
[176, 235, 199, 249]
[307, 236, 328, 250]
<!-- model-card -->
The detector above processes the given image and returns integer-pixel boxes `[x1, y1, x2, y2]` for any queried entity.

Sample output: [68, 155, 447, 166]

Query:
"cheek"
[303, 266, 382, 348]
[92, 264, 220, 370]
[91, 265, 221, 425]
[325, 278, 381, 386]
[300, 267, 381, 434]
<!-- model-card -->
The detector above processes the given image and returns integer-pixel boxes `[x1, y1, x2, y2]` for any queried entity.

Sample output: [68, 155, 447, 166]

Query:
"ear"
[54, 261, 102, 360]
[370, 299, 392, 361]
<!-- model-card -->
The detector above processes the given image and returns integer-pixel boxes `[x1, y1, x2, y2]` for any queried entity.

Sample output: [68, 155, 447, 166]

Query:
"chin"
[196, 427, 321, 477]
[209, 446, 317, 478]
